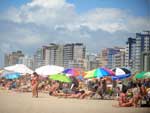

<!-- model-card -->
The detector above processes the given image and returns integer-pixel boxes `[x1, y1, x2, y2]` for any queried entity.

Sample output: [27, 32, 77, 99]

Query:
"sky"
[0, 0, 150, 67]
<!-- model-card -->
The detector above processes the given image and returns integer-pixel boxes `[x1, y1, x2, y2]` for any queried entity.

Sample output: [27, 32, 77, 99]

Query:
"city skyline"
[0, 0, 150, 67]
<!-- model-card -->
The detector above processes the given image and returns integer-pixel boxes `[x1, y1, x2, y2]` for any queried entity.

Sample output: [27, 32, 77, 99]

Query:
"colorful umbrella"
[63, 68, 85, 76]
[84, 69, 96, 78]
[112, 67, 131, 76]
[111, 67, 131, 80]
[84, 68, 113, 79]
[49, 74, 72, 83]
[101, 67, 115, 76]
[112, 74, 131, 80]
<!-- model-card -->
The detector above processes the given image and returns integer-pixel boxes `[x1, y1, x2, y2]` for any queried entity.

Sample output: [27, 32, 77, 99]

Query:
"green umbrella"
[49, 74, 72, 83]
[135, 71, 146, 79]
[143, 72, 150, 79]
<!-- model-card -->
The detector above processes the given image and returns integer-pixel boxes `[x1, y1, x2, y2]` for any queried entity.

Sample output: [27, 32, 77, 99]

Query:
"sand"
[0, 90, 149, 113]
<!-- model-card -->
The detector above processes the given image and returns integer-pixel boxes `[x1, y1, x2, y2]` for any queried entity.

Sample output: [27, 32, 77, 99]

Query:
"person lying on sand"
[65, 90, 85, 98]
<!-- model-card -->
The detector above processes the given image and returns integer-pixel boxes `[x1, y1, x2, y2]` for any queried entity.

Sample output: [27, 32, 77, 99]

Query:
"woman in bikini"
[31, 72, 39, 98]
[118, 88, 133, 107]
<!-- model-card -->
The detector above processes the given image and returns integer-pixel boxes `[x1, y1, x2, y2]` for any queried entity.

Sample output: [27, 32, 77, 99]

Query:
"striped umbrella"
[111, 67, 131, 80]
[63, 68, 85, 76]
[84, 68, 114, 79]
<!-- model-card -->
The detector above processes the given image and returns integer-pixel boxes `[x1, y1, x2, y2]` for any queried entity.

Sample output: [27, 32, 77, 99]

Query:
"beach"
[0, 91, 149, 113]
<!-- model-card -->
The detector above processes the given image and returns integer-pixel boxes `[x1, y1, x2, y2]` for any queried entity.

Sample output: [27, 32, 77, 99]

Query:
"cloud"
[27, 0, 66, 8]
[0, 0, 149, 67]
[1, 0, 148, 32]
[79, 8, 127, 32]
[0, 0, 77, 26]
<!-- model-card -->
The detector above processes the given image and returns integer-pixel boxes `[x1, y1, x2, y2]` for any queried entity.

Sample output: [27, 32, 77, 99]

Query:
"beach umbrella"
[135, 71, 150, 79]
[63, 68, 85, 76]
[112, 67, 131, 76]
[49, 74, 72, 83]
[84, 69, 96, 78]
[95, 68, 111, 78]
[144, 72, 150, 79]
[4, 64, 33, 74]
[111, 67, 131, 80]
[111, 74, 131, 80]
[84, 68, 113, 79]
[35, 65, 64, 77]
[101, 67, 115, 76]
[3, 72, 21, 79]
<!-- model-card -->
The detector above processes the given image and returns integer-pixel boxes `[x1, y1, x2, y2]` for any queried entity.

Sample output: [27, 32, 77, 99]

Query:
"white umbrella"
[4, 64, 33, 74]
[115, 68, 126, 76]
[35, 65, 64, 77]
[113, 67, 131, 76]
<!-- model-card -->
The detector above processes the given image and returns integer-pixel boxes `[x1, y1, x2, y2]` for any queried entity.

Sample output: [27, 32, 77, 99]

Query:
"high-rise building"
[4, 50, 24, 66]
[18, 56, 34, 69]
[63, 44, 74, 68]
[34, 43, 64, 69]
[99, 48, 120, 68]
[84, 53, 99, 70]
[34, 48, 45, 69]
[125, 37, 136, 69]
[45, 43, 64, 66]
[112, 48, 125, 68]
[34, 43, 85, 69]
[55, 45, 64, 67]
[73, 43, 86, 59]
[63, 43, 86, 68]
[135, 31, 150, 71]
[99, 49, 108, 67]
[68, 59, 85, 69]
[141, 51, 150, 71]
[42, 43, 57, 65]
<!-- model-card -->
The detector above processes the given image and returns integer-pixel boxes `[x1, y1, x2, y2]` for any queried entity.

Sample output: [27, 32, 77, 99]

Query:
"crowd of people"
[0, 72, 150, 107]
[117, 79, 150, 107]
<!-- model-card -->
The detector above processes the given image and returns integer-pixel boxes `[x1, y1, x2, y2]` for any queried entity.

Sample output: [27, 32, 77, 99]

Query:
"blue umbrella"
[111, 74, 131, 80]
[95, 68, 111, 78]
[3, 72, 21, 79]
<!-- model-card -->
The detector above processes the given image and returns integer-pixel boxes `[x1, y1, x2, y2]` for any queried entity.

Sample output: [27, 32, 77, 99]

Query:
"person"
[132, 83, 141, 107]
[117, 87, 133, 107]
[31, 72, 39, 98]
[80, 85, 98, 99]
[49, 81, 60, 96]
[65, 90, 85, 98]
[115, 87, 121, 99]
[97, 78, 106, 99]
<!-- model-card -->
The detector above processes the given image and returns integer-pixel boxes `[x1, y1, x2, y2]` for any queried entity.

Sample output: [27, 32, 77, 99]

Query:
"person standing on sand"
[31, 72, 39, 98]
